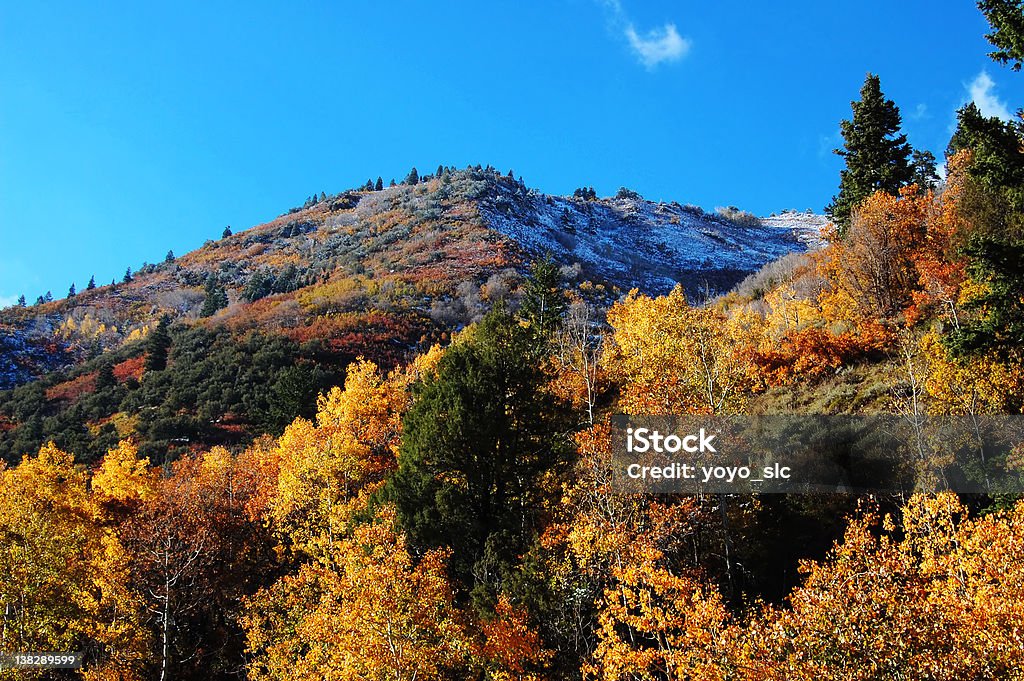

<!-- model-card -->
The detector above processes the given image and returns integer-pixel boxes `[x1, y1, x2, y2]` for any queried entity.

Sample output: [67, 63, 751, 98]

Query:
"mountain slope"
[1, 168, 826, 391]
[479, 186, 823, 295]
[0, 167, 827, 463]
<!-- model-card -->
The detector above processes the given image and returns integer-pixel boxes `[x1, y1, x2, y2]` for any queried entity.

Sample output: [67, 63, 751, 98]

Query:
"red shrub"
[113, 356, 146, 382]
[45, 373, 97, 402]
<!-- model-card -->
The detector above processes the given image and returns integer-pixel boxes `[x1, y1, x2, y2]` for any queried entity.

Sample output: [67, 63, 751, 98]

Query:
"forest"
[3, 3, 1024, 680]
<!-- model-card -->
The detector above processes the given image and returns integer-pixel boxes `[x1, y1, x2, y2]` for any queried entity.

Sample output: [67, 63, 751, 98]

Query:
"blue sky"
[1, 0, 1021, 305]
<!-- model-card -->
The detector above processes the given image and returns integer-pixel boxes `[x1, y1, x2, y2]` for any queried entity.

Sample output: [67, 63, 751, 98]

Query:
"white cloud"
[909, 103, 929, 121]
[624, 23, 690, 68]
[968, 71, 1012, 121]
[0, 295, 19, 309]
[818, 128, 842, 159]
[597, 0, 690, 69]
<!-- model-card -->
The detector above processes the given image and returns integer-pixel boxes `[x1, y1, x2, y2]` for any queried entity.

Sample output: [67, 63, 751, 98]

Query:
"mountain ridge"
[0, 167, 828, 392]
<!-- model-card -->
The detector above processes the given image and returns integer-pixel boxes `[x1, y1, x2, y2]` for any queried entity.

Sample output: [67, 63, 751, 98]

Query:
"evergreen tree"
[67, 283, 76, 298]
[123, 268, 133, 283]
[979, 0, 1024, 71]
[44, 291, 53, 302]
[320, 191, 326, 202]
[520, 257, 567, 340]
[386, 308, 571, 610]
[910, 150, 940, 190]
[946, 237, 1024, 358]
[95, 360, 117, 391]
[826, 74, 914, 233]
[436, 164, 444, 178]
[274, 264, 300, 294]
[16, 294, 25, 307]
[365, 178, 374, 191]
[86, 276, 96, 291]
[943, 102, 1024, 358]
[165, 250, 175, 263]
[34, 296, 45, 306]
[222, 226, 233, 238]
[242, 269, 275, 302]
[404, 167, 419, 185]
[390, 178, 396, 187]
[948, 102, 1024, 204]
[374, 176, 383, 191]
[199, 277, 228, 318]
[145, 316, 172, 372]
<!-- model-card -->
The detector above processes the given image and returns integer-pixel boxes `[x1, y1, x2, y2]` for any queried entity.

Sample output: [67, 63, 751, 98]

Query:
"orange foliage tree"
[480, 594, 552, 681]
[818, 186, 932, 325]
[743, 494, 1024, 680]
[112, 445, 278, 681]
[584, 507, 735, 681]
[537, 423, 732, 679]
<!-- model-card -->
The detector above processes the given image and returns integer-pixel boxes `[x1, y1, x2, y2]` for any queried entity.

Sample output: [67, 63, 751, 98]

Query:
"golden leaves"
[243, 506, 471, 681]
[91, 440, 156, 505]
[0, 442, 149, 680]
[603, 286, 757, 416]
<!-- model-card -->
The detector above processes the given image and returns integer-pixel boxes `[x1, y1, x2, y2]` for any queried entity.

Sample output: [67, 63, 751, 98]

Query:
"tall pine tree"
[944, 101, 1024, 358]
[520, 257, 566, 341]
[145, 316, 172, 372]
[979, 0, 1024, 71]
[948, 102, 1024, 207]
[385, 308, 571, 611]
[826, 74, 914, 233]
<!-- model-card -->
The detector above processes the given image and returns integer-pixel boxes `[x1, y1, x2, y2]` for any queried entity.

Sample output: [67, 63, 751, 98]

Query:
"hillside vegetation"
[3, 7, 1024, 676]
[0, 168, 818, 464]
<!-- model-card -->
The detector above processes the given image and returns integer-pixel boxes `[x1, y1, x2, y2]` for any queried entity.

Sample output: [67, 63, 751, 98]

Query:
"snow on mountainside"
[478, 181, 829, 295]
[0, 168, 831, 390]
[759, 210, 831, 248]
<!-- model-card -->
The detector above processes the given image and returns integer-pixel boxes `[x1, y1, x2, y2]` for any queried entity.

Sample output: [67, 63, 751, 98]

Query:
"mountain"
[0, 166, 826, 463]
[1, 168, 824, 388]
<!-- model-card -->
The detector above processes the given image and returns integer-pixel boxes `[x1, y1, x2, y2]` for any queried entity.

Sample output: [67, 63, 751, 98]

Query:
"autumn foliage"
[604, 287, 760, 415]
[5, 135, 1024, 680]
